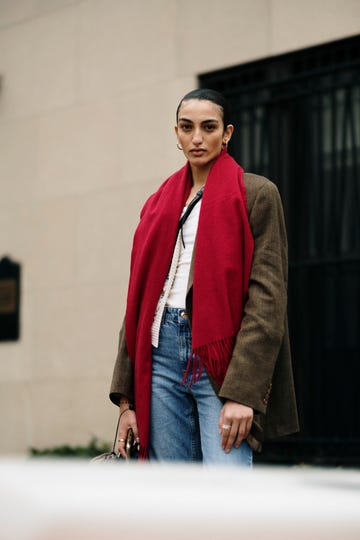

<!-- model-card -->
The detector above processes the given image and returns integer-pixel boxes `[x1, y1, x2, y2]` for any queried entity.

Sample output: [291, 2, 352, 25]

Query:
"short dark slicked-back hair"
[176, 88, 232, 128]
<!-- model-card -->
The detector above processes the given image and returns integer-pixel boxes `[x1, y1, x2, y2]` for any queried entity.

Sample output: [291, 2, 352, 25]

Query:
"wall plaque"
[0, 257, 21, 341]
[0, 279, 17, 314]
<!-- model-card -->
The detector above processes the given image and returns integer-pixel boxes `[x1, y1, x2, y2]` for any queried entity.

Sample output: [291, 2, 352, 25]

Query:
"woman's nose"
[192, 129, 203, 144]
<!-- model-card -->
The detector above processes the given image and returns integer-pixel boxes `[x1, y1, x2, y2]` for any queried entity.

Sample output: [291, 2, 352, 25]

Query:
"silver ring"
[118, 438, 125, 442]
[222, 424, 232, 430]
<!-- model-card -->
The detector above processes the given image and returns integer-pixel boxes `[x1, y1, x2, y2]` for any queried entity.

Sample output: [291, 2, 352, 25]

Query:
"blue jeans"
[149, 307, 253, 466]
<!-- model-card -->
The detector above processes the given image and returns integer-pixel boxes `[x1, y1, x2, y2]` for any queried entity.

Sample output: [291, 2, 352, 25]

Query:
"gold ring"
[118, 438, 125, 442]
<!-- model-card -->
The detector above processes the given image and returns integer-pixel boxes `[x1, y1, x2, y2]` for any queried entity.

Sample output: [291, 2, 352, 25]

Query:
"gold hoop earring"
[177, 143, 183, 151]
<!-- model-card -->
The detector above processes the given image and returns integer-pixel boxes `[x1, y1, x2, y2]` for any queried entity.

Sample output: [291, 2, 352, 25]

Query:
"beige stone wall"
[0, 0, 359, 455]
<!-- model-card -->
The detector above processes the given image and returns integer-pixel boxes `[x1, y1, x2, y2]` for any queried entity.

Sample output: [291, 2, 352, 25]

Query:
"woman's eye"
[180, 124, 192, 131]
[205, 124, 217, 131]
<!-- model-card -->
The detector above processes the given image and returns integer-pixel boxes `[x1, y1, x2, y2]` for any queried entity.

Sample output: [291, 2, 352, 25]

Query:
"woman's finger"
[117, 436, 127, 458]
[221, 422, 237, 452]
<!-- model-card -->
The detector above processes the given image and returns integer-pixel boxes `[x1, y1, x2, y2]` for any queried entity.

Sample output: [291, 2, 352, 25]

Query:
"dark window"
[200, 35, 360, 466]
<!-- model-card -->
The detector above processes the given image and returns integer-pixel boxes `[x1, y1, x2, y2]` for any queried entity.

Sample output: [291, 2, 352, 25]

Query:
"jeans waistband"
[162, 306, 188, 324]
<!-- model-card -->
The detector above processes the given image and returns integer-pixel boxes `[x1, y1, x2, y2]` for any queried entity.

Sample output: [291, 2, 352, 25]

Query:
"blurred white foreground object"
[0, 460, 359, 539]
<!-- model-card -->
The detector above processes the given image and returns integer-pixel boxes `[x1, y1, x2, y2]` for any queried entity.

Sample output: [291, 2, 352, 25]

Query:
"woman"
[110, 89, 299, 465]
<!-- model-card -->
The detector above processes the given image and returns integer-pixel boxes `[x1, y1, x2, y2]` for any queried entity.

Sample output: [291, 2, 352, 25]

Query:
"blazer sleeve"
[109, 318, 134, 406]
[218, 180, 288, 414]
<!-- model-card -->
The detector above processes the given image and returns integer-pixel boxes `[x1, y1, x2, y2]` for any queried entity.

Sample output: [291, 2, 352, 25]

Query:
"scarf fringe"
[182, 335, 236, 387]
[181, 353, 204, 387]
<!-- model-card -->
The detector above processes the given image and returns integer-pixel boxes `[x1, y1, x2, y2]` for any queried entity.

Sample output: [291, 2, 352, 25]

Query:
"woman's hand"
[219, 400, 253, 453]
[117, 404, 139, 459]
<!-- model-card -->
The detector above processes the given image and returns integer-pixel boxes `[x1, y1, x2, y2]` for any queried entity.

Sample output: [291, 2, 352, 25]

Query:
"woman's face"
[175, 99, 233, 172]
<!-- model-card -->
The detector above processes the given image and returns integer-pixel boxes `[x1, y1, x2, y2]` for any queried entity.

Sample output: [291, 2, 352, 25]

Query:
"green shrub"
[29, 437, 111, 459]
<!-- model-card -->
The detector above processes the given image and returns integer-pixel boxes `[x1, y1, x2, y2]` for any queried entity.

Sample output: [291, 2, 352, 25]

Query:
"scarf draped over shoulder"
[125, 150, 254, 458]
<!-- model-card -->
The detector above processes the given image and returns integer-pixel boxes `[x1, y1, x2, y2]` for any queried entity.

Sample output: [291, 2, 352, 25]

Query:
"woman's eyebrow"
[178, 117, 193, 123]
[202, 119, 220, 124]
[178, 117, 220, 124]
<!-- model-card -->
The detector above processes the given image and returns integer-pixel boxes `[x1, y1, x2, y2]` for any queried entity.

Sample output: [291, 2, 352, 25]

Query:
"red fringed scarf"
[125, 151, 254, 459]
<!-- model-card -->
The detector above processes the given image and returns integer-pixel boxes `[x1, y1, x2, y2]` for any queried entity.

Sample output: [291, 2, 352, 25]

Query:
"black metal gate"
[200, 35, 360, 466]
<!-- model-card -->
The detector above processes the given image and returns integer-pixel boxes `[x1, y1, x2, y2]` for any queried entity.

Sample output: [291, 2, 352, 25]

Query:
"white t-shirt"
[151, 201, 201, 347]
[166, 201, 201, 307]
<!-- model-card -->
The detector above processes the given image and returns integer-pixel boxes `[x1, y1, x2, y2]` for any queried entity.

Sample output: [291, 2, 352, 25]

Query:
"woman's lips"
[190, 149, 206, 156]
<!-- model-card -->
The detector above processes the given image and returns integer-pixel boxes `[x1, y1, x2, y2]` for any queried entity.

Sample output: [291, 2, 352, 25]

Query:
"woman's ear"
[222, 124, 234, 147]
[225, 124, 234, 142]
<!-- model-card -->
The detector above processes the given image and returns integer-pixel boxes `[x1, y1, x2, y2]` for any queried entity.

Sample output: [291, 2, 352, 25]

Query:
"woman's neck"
[190, 164, 212, 189]
[185, 165, 210, 205]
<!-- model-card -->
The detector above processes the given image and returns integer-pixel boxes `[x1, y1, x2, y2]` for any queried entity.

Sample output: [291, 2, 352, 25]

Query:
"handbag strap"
[111, 415, 121, 453]
[178, 186, 204, 248]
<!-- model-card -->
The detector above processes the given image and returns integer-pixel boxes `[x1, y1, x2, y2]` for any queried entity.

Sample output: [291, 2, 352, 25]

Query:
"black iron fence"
[200, 35, 360, 466]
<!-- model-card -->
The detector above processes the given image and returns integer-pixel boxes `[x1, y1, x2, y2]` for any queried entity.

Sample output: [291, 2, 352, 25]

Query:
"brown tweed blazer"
[110, 173, 299, 451]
